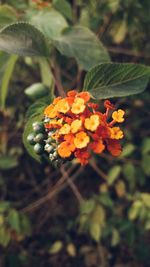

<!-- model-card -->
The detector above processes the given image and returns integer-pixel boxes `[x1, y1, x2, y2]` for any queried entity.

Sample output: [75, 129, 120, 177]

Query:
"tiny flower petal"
[71, 119, 82, 133]
[59, 124, 71, 135]
[71, 97, 85, 114]
[110, 127, 124, 139]
[44, 104, 57, 118]
[112, 109, 125, 123]
[74, 131, 90, 149]
[84, 114, 100, 131]
[56, 99, 70, 114]
[77, 92, 91, 103]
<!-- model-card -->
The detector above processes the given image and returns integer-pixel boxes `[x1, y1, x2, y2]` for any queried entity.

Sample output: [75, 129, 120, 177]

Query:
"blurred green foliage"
[0, 0, 150, 266]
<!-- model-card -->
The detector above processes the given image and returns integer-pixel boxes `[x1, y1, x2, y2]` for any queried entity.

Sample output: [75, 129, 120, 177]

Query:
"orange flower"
[44, 104, 57, 118]
[110, 127, 124, 139]
[58, 142, 72, 158]
[71, 119, 82, 133]
[58, 135, 75, 158]
[78, 92, 91, 103]
[67, 90, 77, 98]
[107, 139, 122, 156]
[59, 124, 71, 135]
[74, 131, 90, 149]
[90, 140, 105, 154]
[112, 109, 125, 123]
[84, 114, 100, 131]
[53, 96, 62, 105]
[56, 99, 70, 114]
[71, 98, 85, 114]
[75, 150, 90, 165]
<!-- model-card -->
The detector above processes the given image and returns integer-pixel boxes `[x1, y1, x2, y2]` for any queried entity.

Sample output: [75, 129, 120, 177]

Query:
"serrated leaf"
[28, 8, 68, 39]
[54, 26, 110, 70]
[84, 63, 150, 99]
[0, 22, 50, 56]
[23, 114, 43, 162]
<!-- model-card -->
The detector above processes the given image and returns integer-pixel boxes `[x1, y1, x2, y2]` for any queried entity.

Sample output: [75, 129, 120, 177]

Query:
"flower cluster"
[43, 90, 125, 165]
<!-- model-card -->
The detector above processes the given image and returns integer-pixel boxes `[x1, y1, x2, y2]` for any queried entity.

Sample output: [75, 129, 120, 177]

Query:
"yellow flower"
[74, 131, 90, 149]
[44, 104, 57, 118]
[112, 109, 125, 123]
[71, 119, 82, 133]
[71, 97, 85, 114]
[59, 124, 71, 135]
[84, 114, 100, 131]
[110, 127, 124, 139]
[56, 99, 70, 114]
[50, 118, 63, 126]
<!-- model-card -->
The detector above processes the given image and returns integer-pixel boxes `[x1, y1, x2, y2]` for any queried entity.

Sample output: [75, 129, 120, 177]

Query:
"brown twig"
[90, 160, 108, 181]
[61, 166, 84, 203]
[21, 165, 83, 214]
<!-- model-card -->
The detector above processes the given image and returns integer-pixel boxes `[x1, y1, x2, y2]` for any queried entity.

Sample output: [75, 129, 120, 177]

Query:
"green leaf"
[38, 58, 54, 98]
[23, 114, 43, 162]
[7, 209, 21, 233]
[142, 138, 150, 155]
[49, 241, 63, 254]
[0, 54, 18, 109]
[111, 20, 127, 44]
[0, 22, 50, 56]
[142, 154, 150, 176]
[141, 193, 150, 208]
[28, 8, 68, 40]
[53, 0, 73, 21]
[0, 201, 10, 212]
[111, 228, 120, 246]
[0, 155, 18, 170]
[107, 165, 121, 185]
[80, 199, 95, 215]
[25, 83, 49, 100]
[54, 26, 110, 70]
[0, 4, 17, 29]
[123, 163, 136, 190]
[0, 227, 11, 247]
[120, 143, 135, 158]
[19, 214, 31, 235]
[25, 96, 51, 119]
[89, 223, 101, 242]
[91, 205, 105, 226]
[84, 63, 150, 99]
[128, 201, 142, 221]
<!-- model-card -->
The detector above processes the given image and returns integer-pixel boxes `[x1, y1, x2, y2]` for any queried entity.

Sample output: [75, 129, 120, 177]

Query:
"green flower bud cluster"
[27, 121, 46, 154]
[27, 119, 64, 167]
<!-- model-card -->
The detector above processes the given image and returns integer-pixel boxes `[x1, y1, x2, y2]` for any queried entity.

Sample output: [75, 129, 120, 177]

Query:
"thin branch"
[90, 160, 108, 181]
[21, 165, 83, 214]
[61, 166, 84, 203]
[107, 46, 150, 58]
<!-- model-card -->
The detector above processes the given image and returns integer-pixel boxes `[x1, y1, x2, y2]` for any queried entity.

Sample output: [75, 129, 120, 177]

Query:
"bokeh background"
[0, 0, 150, 266]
